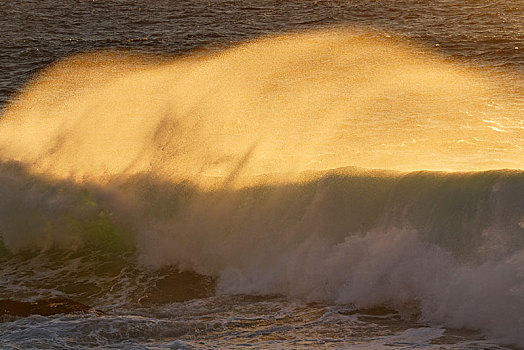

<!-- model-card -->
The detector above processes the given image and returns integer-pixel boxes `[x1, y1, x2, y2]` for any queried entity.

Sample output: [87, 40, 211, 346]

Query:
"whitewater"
[1, 1, 524, 349]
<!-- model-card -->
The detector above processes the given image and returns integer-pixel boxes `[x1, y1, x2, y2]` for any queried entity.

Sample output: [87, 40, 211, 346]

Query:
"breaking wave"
[0, 28, 523, 346]
[0, 161, 523, 345]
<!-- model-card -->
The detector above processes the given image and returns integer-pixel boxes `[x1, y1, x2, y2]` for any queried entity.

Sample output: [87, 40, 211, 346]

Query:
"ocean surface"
[1, 0, 523, 349]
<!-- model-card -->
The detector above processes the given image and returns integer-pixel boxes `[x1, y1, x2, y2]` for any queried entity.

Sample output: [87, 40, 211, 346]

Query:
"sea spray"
[1, 29, 523, 183]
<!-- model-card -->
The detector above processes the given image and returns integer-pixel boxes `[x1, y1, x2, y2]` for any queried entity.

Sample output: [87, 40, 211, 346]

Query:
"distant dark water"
[1, 0, 523, 107]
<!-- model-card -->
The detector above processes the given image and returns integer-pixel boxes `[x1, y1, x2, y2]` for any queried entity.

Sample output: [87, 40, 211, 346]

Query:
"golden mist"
[0, 28, 522, 188]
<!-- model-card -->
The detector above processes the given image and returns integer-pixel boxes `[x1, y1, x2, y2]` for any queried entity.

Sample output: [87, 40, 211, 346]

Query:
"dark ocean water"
[1, 1, 523, 349]
[1, 0, 523, 107]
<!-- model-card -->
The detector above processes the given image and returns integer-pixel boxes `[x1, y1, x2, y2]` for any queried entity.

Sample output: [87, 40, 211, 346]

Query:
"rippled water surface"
[1, 0, 523, 106]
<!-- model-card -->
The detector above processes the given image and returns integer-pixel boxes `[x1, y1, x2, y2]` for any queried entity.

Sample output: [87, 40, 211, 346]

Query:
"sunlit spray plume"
[0, 28, 523, 188]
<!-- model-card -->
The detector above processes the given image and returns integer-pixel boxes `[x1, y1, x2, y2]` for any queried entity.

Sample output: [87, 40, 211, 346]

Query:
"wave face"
[0, 29, 523, 347]
[0, 162, 523, 345]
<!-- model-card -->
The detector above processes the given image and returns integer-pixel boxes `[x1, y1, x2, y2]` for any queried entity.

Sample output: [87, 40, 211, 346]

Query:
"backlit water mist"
[2, 30, 523, 181]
